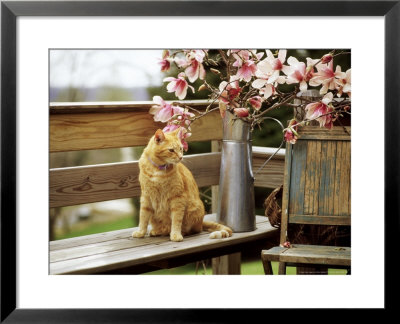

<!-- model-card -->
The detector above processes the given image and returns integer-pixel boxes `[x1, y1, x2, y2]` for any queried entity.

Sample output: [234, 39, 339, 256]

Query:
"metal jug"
[216, 111, 256, 232]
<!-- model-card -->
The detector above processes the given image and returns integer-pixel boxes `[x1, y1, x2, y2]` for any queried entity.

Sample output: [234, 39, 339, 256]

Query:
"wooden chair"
[261, 126, 351, 275]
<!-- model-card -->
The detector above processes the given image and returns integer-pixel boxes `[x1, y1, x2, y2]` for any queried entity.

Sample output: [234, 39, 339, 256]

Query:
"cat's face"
[152, 129, 184, 164]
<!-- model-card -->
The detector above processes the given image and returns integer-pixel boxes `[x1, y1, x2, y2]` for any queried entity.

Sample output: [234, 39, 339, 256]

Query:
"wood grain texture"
[280, 143, 292, 244]
[288, 140, 307, 215]
[262, 244, 351, 267]
[288, 215, 351, 226]
[50, 100, 218, 114]
[50, 152, 221, 208]
[50, 109, 222, 152]
[50, 147, 286, 208]
[297, 126, 351, 140]
[278, 244, 351, 266]
[49, 214, 277, 275]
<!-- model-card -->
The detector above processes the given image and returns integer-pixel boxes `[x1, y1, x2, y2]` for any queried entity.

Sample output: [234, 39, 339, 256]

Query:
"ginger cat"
[132, 128, 232, 242]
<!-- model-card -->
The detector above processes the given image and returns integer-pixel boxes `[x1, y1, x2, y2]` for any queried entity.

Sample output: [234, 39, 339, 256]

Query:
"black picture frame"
[1, 0, 398, 321]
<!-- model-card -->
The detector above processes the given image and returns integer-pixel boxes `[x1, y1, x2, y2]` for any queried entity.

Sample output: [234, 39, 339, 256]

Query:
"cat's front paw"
[132, 230, 146, 238]
[170, 232, 183, 242]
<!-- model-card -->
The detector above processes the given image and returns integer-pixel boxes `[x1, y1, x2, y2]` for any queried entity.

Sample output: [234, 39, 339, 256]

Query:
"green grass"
[55, 217, 135, 240]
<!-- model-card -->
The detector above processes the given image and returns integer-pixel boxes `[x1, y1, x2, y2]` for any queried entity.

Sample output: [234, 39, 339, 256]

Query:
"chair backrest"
[280, 126, 351, 244]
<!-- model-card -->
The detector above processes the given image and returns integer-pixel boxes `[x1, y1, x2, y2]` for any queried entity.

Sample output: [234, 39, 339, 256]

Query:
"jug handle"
[253, 117, 285, 180]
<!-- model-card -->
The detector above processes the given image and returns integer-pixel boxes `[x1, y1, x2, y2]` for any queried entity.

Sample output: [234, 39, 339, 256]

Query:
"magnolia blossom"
[321, 53, 333, 64]
[305, 92, 334, 129]
[149, 96, 183, 123]
[336, 68, 351, 98]
[218, 78, 241, 104]
[263, 49, 290, 84]
[309, 60, 346, 94]
[252, 59, 284, 99]
[231, 50, 263, 67]
[163, 72, 194, 100]
[184, 50, 207, 82]
[233, 108, 249, 118]
[232, 50, 263, 82]
[185, 59, 206, 83]
[158, 50, 171, 72]
[235, 60, 258, 82]
[284, 56, 318, 91]
[248, 96, 263, 110]
[284, 119, 299, 144]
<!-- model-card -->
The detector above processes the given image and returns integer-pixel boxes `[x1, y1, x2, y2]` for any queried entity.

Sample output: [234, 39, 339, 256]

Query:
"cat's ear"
[154, 129, 165, 144]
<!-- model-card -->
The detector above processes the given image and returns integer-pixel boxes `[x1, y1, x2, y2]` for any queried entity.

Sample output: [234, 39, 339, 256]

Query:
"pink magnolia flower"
[149, 96, 183, 123]
[305, 92, 334, 129]
[284, 57, 309, 91]
[186, 49, 206, 63]
[259, 85, 276, 99]
[284, 119, 299, 144]
[181, 50, 207, 83]
[252, 58, 284, 99]
[163, 72, 194, 100]
[231, 50, 263, 67]
[321, 53, 333, 64]
[336, 68, 351, 98]
[158, 50, 171, 72]
[234, 108, 249, 118]
[232, 50, 263, 82]
[185, 59, 206, 83]
[284, 57, 319, 91]
[248, 96, 263, 110]
[309, 60, 346, 94]
[235, 60, 257, 82]
[219, 78, 241, 104]
[264, 49, 290, 84]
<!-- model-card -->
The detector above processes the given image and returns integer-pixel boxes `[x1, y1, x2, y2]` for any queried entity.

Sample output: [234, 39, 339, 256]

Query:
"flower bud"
[233, 108, 249, 118]
[210, 68, 221, 75]
[198, 84, 208, 91]
[321, 53, 333, 64]
[248, 96, 262, 110]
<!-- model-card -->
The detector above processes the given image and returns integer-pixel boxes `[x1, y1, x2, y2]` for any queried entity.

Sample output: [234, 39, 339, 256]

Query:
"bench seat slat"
[262, 244, 351, 267]
[50, 215, 277, 275]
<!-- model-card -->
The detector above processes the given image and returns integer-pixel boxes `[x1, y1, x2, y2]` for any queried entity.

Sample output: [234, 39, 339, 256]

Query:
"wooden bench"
[49, 100, 284, 275]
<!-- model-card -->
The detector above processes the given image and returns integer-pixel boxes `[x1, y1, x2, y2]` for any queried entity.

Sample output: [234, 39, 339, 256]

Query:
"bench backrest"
[49, 100, 285, 208]
[280, 126, 351, 244]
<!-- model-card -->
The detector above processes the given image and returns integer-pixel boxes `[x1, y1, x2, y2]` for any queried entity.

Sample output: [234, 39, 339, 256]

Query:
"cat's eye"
[169, 148, 174, 152]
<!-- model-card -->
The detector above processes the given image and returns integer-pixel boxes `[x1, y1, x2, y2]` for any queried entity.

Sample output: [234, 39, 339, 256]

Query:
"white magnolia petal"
[322, 92, 334, 104]
[266, 50, 274, 61]
[278, 49, 287, 63]
[299, 80, 308, 92]
[153, 95, 164, 105]
[257, 60, 273, 74]
[276, 76, 286, 84]
[252, 78, 267, 89]
[267, 71, 279, 84]
[281, 65, 292, 76]
[219, 81, 228, 92]
[263, 85, 273, 99]
[287, 56, 299, 66]
[319, 83, 329, 95]
[343, 84, 351, 93]
[346, 69, 351, 83]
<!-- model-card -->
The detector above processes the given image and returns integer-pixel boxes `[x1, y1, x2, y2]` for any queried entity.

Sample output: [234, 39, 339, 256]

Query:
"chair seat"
[262, 244, 351, 267]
